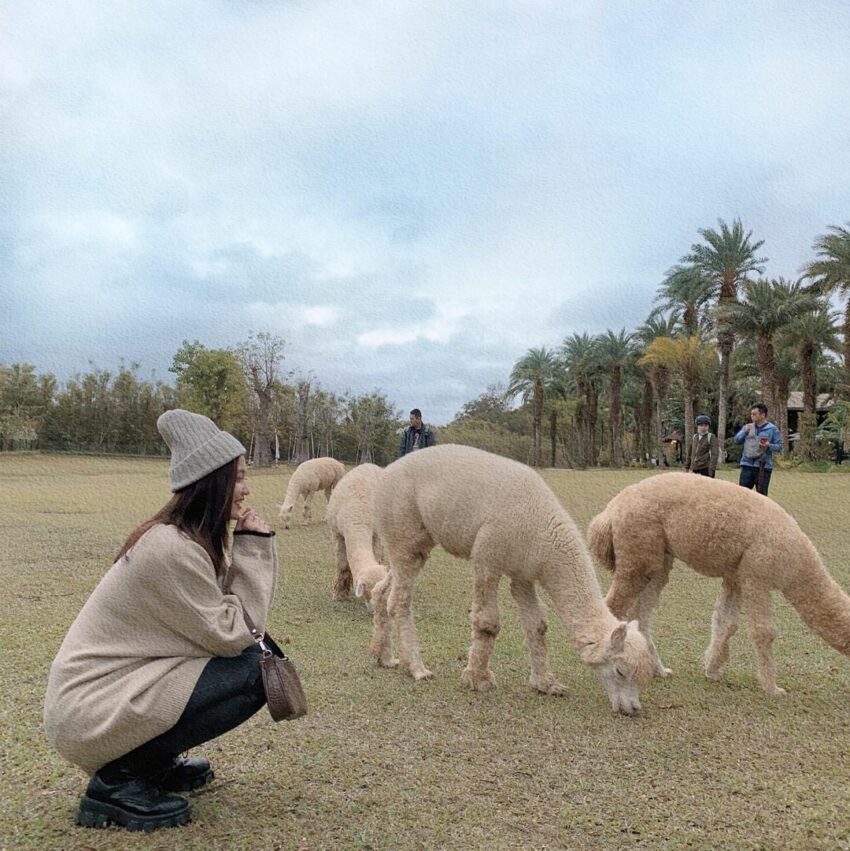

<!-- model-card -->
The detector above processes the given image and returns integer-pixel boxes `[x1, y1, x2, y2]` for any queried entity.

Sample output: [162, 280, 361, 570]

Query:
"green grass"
[2, 455, 850, 850]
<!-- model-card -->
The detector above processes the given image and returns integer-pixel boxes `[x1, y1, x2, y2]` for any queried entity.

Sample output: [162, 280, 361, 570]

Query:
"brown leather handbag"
[242, 609, 308, 722]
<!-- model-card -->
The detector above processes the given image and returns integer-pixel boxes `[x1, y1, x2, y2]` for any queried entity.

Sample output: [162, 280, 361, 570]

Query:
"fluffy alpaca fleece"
[325, 463, 387, 611]
[587, 471, 850, 695]
[369, 444, 655, 715]
[278, 457, 346, 529]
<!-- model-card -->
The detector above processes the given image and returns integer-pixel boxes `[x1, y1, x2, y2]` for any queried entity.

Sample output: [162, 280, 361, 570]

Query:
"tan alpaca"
[277, 457, 346, 529]
[369, 445, 655, 715]
[588, 472, 850, 696]
[326, 463, 387, 611]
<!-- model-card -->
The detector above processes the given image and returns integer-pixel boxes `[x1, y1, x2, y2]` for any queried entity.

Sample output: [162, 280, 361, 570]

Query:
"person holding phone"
[734, 402, 782, 496]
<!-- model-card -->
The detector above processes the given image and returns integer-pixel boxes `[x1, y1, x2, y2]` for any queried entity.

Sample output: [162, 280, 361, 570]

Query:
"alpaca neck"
[538, 525, 619, 648]
[782, 547, 850, 658]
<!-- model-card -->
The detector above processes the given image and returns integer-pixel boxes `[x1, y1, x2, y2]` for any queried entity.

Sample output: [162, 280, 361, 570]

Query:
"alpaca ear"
[609, 622, 627, 653]
[355, 578, 365, 598]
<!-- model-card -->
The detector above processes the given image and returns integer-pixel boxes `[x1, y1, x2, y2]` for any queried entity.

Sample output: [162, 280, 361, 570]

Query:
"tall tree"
[170, 340, 249, 434]
[804, 222, 850, 399]
[652, 264, 714, 336]
[561, 333, 602, 467]
[720, 278, 816, 417]
[683, 218, 767, 458]
[507, 346, 560, 467]
[238, 333, 287, 466]
[640, 335, 715, 468]
[784, 302, 841, 459]
[595, 330, 634, 467]
[636, 315, 677, 466]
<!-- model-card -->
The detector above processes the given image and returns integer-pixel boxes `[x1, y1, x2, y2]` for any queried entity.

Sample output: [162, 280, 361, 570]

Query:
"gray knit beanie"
[157, 409, 247, 492]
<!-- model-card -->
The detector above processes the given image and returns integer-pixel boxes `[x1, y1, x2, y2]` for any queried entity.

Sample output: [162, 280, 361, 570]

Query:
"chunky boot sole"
[162, 768, 214, 793]
[75, 797, 191, 832]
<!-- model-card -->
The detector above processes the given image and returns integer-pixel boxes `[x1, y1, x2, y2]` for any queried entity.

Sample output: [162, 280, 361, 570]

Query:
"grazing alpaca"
[278, 457, 346, 529]
[369, 445, 655, 715]
[587, 472, 850, 696]
[326, 463, 387, 611]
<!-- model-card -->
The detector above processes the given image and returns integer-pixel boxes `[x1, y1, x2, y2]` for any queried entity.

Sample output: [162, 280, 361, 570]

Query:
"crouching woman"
[44, 409, 278, 831]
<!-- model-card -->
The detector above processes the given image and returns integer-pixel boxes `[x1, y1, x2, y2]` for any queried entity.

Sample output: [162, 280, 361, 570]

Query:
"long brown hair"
[116, 456, 240, 576]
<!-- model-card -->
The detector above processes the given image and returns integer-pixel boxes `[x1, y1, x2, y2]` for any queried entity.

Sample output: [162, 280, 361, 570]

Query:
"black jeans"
[739, 464, 772, 496]
[104, 643, 272, 775]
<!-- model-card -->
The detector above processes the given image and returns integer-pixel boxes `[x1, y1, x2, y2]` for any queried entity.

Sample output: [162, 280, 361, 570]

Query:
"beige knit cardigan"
[43, 524, 278, 774]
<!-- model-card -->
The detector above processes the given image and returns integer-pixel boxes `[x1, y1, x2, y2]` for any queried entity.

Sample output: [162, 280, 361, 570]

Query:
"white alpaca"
[278, 457, 346, 529]
[369, 445, 655, 715]
[326, 463, 387, 611]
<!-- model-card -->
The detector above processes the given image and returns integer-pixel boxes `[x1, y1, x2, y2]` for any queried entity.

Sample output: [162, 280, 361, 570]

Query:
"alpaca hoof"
[529, 676, 567, 697]
[377, 655, 399, 668]
[656, 666, 673, 678]
[705, 669, 723, 682]
[461, 667, 496, 692]
[764, 685, 787, 697]
[333, 593, 350, 602]
[412, 668, 434, 682]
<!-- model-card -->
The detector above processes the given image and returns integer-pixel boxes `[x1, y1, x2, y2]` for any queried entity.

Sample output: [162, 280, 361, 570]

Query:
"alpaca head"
[586, 621, 655, 716]
[354, 564, 388, 613]
[277, 501, 294, 529]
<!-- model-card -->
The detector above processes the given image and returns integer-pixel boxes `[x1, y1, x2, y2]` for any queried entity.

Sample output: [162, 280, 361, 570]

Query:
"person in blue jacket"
[735, 402, 782, 496]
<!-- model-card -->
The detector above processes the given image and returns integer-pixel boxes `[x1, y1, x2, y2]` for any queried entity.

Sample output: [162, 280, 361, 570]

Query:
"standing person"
[398, 408, 436, 458]
[44, 409, 279, 832]
[735, 402, 782, 496]
[687, 414, 719, 477]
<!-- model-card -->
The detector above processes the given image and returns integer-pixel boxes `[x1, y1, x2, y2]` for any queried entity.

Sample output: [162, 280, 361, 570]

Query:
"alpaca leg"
[369, 572, 398, 667]
[324, 486, 333, 502]
[604, 530, 663, 621]
[630, 562, 673, 678]
[387, 555, 432, 681]
[461, 570, 501, 692]
[742, 582, 786, 696]
[302, 493, 313, 523]
[509, 578, 567, 696]
[606, 568, 654, 622]
[703, 579, 741, 681]
[332, 534, 352, 601]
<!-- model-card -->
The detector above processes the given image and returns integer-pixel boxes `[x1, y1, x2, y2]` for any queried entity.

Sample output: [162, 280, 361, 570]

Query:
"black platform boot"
[76, 764, 191, 831]
[155, 755, 215, 792]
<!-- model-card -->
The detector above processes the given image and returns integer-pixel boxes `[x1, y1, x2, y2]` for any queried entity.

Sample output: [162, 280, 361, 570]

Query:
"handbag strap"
[224, 577, 285, 661]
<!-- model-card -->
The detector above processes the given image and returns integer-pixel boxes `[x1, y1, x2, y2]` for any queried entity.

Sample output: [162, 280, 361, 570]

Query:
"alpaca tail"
[587, 510, 616, 572]
[782, 559, 850, 658]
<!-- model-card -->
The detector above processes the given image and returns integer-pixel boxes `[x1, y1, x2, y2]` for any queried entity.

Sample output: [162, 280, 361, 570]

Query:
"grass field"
[2, 454, 850, 850]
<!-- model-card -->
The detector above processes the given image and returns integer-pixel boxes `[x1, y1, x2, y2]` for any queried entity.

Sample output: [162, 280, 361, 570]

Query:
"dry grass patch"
[2, 456, 850, 849]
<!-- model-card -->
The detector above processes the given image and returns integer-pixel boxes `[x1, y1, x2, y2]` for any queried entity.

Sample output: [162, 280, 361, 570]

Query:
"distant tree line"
[0, 332, 402, 466]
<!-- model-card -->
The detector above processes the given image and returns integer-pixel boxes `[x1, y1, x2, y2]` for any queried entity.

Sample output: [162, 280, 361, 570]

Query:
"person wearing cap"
[44, 410, 278, 831]
[687, 414, 719, 478]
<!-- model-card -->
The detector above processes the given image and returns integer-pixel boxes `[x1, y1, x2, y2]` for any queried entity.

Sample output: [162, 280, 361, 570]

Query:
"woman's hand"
[235, 506, 271, 534]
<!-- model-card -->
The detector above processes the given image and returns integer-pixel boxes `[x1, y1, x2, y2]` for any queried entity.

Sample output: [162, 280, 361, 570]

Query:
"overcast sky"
[3, 1, 849, 424]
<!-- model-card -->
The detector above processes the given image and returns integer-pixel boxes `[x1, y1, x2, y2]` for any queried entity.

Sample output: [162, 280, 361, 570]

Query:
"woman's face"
[230, 457, 250, 520]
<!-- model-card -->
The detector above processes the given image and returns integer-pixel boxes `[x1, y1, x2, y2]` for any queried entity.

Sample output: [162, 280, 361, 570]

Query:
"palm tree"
[636, 315, 677, 466]
[595, 329, 635, 467]
[561, 333, 602, 467]
[652, 264, 714, 336]
[640, 334, 716, 467]
[804, 222, 850, 398]
[683, 218, 767, 456]
[784, 302, 841, 459]
[508, 346, 560, 467]
[720, 278, 817, 417]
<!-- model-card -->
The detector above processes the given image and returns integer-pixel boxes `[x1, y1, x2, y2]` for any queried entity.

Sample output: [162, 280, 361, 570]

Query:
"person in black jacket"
[398, 408, 436, 457]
